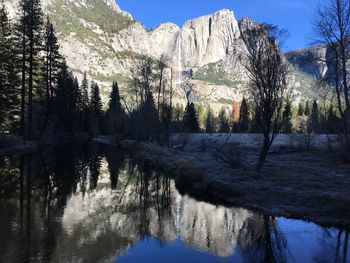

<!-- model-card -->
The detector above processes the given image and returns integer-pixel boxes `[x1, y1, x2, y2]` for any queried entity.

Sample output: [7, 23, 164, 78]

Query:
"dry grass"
[117, 134, 350, 228]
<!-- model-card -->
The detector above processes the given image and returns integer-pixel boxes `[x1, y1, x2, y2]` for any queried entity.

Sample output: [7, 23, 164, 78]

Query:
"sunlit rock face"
[4, 0, 318, 112]
[285, 45, 340, 84]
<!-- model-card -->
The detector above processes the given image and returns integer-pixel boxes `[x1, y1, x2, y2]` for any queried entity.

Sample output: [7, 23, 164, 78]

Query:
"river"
[0, 143, 348, 263]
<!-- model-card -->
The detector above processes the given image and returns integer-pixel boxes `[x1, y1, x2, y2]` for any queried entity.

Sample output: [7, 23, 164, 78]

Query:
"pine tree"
[90, 82, 102, 115]
[108, 81, 122, 110]
[218, 107, 230, 133]
[238, 97, 249, 133]
[0, 2, 18, 132]
[55, 61, 78, 132]
[16, 0, 44, 138]
[297, 102, 304, 116]
[27, 0, 43, 137]
[79, 72, 89, 132]
[282, 101, 292, 134]
[89, 81, 103, 135]
[81, 72, 89, 110]
[205, 108, 214, 133]
[43, 16, 61, 101]
[41, 16, 62, 134]
[105, 81, 124, 135]
[308, 100, 319, 133]
[304, 100, 311, 116]
[183, 102, 199, 133]
[327, 106, 340, 134]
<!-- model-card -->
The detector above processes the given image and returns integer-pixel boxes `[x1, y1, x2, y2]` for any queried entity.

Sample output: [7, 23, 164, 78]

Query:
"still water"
[0, 143, 349, 263]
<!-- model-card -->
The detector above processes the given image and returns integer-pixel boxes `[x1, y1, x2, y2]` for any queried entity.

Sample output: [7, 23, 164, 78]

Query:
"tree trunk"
[256, 133, 270, 171]
[20, 22, 26, 138]
[28, 38, 33, 139]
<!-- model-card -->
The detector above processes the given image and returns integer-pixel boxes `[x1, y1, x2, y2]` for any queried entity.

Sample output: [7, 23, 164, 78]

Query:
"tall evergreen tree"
[89, 81, 103, 135]
[108, 81, 122, 110]
[238, 97, 249, 133]
[297, 102, 304, 116]
[90, 82, 102, 115]
[183, 102, 199, 133]
[105, 81, 124, 135]
[205, 108, 214, 133]
[309, 100, 319, 133]
[54, 61, 79, 132]
[81, 72, 89, 110]
[16, 0, 44, 138]
[43, 16, 61, 101]
[218, 107, 230, 133]
[41, 16, 62, 134]
[282, 101, 292, 134]
[327, 106, 341, 134]
[79, 72, 89, 132]
[304, 100, 311, 116]
[27, 0, 43, 137]
[0, 2, 17, 132]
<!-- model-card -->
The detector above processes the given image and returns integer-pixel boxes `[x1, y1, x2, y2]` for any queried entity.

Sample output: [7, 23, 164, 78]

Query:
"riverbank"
[96, 134, 350, 228]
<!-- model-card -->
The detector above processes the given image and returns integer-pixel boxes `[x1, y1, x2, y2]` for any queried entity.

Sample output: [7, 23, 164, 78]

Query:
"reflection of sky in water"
[115, 219, 350, 263]
[115, 237, 241, 263]
[0, 150, 349, 263]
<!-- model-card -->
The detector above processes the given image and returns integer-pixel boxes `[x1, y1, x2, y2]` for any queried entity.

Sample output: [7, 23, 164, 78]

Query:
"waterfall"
[176, 31, 194, 103]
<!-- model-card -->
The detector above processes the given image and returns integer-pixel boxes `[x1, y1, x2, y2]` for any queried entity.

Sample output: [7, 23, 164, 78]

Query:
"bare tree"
[240, 24, 289, 171]
[314, 0, 350, 155]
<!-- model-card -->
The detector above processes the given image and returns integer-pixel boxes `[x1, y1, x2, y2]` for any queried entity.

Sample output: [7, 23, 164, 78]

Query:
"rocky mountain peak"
[3, 0, 320, 111]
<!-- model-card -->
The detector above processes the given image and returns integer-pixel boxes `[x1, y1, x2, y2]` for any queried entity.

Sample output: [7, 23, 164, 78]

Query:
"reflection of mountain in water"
[0, 145, 348, 263]
[57, 156, 262, 260]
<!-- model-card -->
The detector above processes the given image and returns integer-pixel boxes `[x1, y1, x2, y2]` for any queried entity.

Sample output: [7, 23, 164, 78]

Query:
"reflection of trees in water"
[127, 158, 173, 238]
[88, 143, 102, 190]
[0, 155, 19, 198]
[314, 228, 349, 263]
[2, 145, 348, 263]
[105, 147, 125, 190]
[0, 144, 106, 262]
[240, 216, 291, 263]
[0, 150, 284, 262]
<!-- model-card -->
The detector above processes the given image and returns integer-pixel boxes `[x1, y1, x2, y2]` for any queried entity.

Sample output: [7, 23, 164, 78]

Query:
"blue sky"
[117, 0, 318, 52]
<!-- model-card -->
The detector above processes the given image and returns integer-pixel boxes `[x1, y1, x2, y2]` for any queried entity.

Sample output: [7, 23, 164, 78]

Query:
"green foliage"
[0, 2, 18, 132]
[48, 0, 134, 35]
[54, 62, 80, 132]
[43, 16, 62, 99]
[115, 50, 145, 60]
[108, 81, 122, 110]
[282, 101, 292, 134]
[327, 106, 342, 134]
[195, 104, 206, 130]
[218, 107, 230, 133]
[90, 81, 103, 115]
[81, 72, 89, 110]
[194, 62, 242, 87]
[183, 103, 199, 133]
[218, 98, 234, 105]
[297, 102, 304, 116]
[205, 108, 215, 133]
[308, 100, 319, 133]
[305, 100, 311, 116]
[238, 98, 249, 133]
[105, 81, 125, 135]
